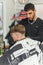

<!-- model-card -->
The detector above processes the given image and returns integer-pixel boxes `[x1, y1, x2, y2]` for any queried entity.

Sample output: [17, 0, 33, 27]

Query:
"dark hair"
[10, 24, 25, 34]
[24, 3, 35, 11]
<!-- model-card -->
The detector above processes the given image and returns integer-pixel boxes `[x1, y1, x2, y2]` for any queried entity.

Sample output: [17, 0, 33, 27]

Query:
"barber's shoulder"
[38, 18, 43, 22]
[22, 18, 28, 21]
[19, 18, 28, 24]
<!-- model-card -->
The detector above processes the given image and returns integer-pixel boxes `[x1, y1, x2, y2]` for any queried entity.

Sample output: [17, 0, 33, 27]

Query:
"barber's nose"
[27, 14, 30, 18]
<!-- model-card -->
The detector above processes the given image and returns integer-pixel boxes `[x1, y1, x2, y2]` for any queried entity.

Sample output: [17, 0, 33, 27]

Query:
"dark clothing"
[19, 18, 43, 42]
[5, 21, 17, 46]
[5, 31, 15, 46]
[5, 17, 43, 46]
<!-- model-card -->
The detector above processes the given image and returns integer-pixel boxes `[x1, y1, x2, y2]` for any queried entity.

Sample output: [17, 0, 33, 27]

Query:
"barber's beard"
[29, 19, 33, 23]
[29, 15, 35, 23]
[29, 18, 34, 23]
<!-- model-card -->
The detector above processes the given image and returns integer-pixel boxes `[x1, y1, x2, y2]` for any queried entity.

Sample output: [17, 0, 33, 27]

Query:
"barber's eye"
[26, 13, 32, 15]
[29, 13, 32, 14]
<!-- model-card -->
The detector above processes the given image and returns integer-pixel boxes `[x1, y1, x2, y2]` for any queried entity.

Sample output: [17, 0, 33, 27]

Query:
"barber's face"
[26, 10, 36, 21]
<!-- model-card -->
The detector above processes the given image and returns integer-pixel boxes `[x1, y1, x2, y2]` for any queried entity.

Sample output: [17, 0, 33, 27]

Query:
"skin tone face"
[26, 10, 36, 21]
[11, 32, 25, 42]
[11, 32, 18, 41]
[11, 32, 21, 42]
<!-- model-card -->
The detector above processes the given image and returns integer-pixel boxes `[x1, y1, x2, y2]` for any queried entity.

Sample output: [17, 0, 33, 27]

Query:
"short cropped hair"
[10, 24, 25, 34]
[24, 3, 35, 11]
